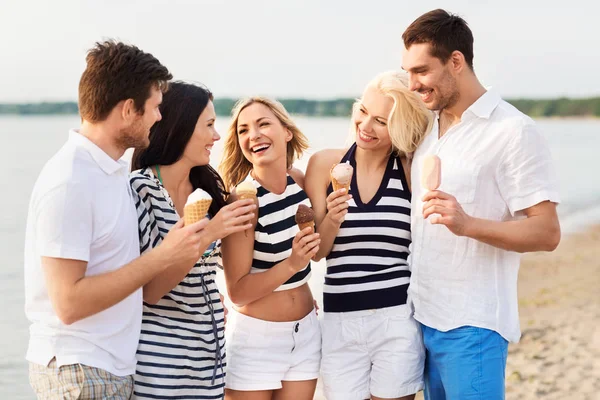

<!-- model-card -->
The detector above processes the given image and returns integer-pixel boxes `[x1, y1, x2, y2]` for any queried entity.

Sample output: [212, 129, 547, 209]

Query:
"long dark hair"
[132, 81, 228, 217]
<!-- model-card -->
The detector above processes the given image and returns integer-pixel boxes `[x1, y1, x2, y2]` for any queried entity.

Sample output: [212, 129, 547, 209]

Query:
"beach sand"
[317, 225, 600, 400]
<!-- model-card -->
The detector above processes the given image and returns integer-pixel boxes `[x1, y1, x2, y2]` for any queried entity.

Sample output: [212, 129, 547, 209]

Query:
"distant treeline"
[1, 97, 599, 118]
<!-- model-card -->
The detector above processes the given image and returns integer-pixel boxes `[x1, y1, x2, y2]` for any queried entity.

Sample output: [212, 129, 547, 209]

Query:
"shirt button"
[295, 323, 299, 333]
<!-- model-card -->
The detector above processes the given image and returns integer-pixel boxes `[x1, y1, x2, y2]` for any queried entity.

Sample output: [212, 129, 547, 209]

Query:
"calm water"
[0, 115, 598, 398]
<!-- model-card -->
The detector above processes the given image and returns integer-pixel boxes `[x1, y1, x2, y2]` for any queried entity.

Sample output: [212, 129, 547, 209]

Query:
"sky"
[0, 0, 597, 102]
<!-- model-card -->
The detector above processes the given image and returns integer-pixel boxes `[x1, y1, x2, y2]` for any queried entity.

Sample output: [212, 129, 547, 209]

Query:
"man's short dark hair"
[78, 40, 172, 122]
[402, 9, 475, 70]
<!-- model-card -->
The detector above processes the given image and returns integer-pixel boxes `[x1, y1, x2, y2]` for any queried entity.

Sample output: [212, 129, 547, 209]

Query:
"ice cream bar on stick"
[184, 189, 212, 226]
[330, 162, 353, 192]
[421, 155, 441, 190]
[295, 204, 315, 233]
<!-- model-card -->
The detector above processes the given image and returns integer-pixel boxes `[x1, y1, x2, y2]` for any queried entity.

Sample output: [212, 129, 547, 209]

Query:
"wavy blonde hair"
[352, 70, 433, 156]
[220, 97, 309, 191]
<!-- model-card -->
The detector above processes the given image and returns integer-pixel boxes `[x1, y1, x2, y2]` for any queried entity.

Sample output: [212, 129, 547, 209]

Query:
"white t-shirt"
[409, 90, 560, 343]
[24, 130, 142, 376]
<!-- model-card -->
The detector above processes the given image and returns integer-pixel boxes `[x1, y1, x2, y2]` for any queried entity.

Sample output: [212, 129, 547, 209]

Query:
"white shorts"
[321, 305, 424, 400]
[225, 309, 321, 391]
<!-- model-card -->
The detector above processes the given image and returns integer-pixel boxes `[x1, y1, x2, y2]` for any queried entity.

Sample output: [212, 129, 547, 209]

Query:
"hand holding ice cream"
[289, 204, 320, 270]
[326, 162, 353, 225]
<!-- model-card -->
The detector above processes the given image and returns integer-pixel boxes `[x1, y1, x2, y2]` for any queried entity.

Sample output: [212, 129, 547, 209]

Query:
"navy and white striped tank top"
[324, 144, 412, 313]
[251, 174, 312, 291]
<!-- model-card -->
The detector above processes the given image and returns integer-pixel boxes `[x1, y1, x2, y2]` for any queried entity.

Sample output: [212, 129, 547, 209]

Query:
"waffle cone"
[331, 177, 351, 192]
[237, 191, 257, 202]
[297, 221, 315, 233]
[183, 199, 212, 226]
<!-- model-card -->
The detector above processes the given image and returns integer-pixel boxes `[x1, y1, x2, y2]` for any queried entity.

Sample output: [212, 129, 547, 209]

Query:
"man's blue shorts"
[421, 324, 508, 400]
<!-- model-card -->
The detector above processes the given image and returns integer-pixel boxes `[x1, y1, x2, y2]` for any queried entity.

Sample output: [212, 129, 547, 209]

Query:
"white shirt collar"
[434, 88, 502, 122]
[68, 130, 127, 175]
[464, 88, 501, 120]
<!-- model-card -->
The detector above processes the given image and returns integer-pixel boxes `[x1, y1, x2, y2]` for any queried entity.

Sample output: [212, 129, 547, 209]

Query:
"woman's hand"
[206, 199, 256, 242]
[289, 228, 320, 271]
[325, 188, 352, 225]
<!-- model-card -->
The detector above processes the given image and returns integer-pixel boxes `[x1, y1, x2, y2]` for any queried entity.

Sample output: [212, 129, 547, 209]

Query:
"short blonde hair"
[220, 97, 309, 191]
[353, 71, 433, 156]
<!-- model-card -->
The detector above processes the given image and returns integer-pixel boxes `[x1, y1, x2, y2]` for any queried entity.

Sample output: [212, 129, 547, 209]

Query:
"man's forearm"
[465, 215, 560, 253]
[60, 249, 169, 324]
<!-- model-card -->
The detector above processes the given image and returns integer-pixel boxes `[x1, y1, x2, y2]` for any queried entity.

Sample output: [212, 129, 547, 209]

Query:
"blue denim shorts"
[421, 324, 508, 400]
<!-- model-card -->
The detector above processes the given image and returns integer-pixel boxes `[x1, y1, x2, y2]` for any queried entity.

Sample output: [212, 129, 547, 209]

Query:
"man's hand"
[422, 190, 473, 236]
[158, 218, 210, 268]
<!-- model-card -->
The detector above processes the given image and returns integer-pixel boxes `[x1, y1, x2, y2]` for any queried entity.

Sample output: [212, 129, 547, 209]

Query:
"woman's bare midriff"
[235, 283, 315, 322]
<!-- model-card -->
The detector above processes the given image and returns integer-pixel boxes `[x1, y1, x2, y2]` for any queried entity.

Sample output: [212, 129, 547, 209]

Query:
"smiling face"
[181, 100, 220, 167]
[402, 43, 459, 111]
[236, 102, 292, 168]
[117, 86, 163, 150]
[353, 85, 394, 152]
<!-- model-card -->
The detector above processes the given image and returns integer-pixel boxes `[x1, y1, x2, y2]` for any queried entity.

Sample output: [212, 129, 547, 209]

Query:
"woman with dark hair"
[129, 81, 256, 399]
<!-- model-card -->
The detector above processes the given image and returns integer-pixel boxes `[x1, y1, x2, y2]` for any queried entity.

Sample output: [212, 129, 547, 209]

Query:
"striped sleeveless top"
[129, 168, 226, 400]
[251, 174, 312, 291]
[324, 144, 412, 313]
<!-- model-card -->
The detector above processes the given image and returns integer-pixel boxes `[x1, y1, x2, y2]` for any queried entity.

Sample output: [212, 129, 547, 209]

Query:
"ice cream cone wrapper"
[331, 177, 351, 192]
[183, 199, 212, 226]
[298, 221, 315, 233]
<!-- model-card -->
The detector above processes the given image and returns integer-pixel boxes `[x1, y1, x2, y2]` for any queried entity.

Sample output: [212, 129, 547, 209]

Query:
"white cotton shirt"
[24, 130, 142, 376]
[409, 89, 560, 343]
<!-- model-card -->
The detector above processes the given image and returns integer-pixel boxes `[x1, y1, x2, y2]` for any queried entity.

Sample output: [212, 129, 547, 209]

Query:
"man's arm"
[44, 218, 208, 325]
[422, 190, 560, 253]
[141, 201, 255, 305]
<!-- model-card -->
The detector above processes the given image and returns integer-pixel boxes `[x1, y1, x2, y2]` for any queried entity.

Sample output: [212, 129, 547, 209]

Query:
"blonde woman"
[305, 71, 433, 400]
[220, 98, 321, 400]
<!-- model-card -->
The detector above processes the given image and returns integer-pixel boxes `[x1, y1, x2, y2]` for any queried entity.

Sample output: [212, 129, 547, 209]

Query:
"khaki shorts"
[29, 358, 133, 399]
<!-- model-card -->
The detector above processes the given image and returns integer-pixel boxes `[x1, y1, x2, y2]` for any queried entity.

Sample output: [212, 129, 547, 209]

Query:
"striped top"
[324, 144, 412, 313]
[251, 174, 312, 291]
[130, 168, 226, 400]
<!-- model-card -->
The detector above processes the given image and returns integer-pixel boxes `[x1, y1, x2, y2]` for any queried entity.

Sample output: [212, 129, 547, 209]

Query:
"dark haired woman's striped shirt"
[130, 167, 226, 400]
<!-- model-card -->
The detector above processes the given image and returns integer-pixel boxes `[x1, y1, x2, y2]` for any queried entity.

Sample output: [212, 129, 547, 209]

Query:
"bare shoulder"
[288, 166, 305, 188]
[307, 148, 348, 172]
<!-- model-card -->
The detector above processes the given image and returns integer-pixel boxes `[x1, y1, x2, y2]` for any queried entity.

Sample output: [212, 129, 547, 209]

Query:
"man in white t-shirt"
[401, 10, 561, 400]
[24, 40, 211, 399]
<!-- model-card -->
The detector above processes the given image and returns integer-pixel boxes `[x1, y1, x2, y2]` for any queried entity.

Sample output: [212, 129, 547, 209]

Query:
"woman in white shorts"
[305, 71, 433, 400]
[220, 97, 322, 400]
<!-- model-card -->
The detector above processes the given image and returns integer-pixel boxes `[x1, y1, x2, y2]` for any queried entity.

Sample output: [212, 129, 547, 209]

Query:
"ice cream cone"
[330, 163, 353, 192]
[183, 199, 212, 226]
[298, 221, 315, 233]
[295, 204, 315, 233]
[237, 191, 257, 202]
[331, 176, 351, 192]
